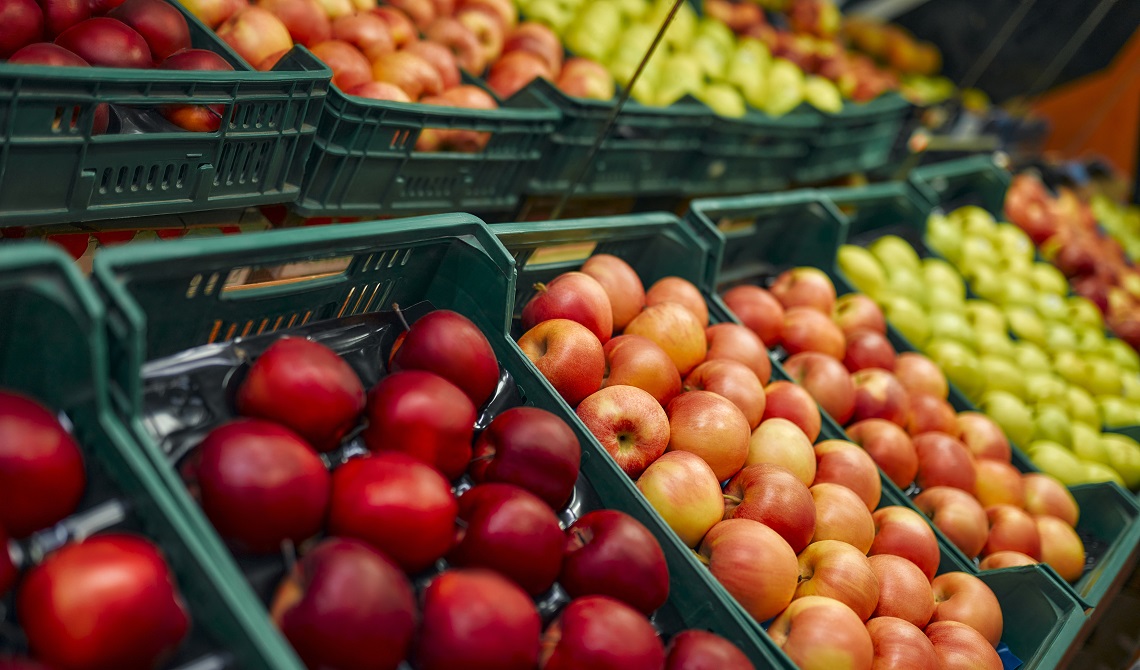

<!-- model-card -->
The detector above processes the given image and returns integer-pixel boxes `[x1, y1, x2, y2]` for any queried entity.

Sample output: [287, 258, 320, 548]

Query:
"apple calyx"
[566, 526, 593, 551]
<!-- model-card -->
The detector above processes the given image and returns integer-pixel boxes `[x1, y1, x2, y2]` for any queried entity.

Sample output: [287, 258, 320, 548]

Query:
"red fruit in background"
[541, 596, 665, 670]
[449, 484, 564, 595]
[216, 6, 292, 67]
[328, 452, 457, 573]
[665, 630, 754, 670]
[906, 392, 958, 436]
[271, 538, 416, 670]
[850, 367, 909, 426]
[832, 293, 886, 337]
[414, 569, 541, 670]
[0, 391, 85, 538]
[372, 47, 442, 99]
[361, 370, 475, 480]
[646, 276, 709, 327]
[0, 0, 44, 58]
[914, 432, 976, 493]
[847, 418, 918, 488]
[388, 0, 433, 28]
[8, 41, 84, 64]
[372, 5, 415, 47]
[781, 307, 846, 359]
[331, 10, 392, 59]
[486, 49, 551, 99]
[188, 419, 330, 553]
[770, 267, 836, 313]
[502, 21, 562, 74]
[348, 80, 412, 101]
[723, 463, 816, 554]
[560, 510, 669, 615]
[405, 39, 461, 89]
[522, 271, 614, 344]
[760, 380, 822, 442]
[469, 406, 581, 510]
[842, 329, 895, 372]
[38, 0, 87, 39]
[311, 39, 373, 91]
[260, 0, 330, 47]
[684, 359, 766, 429]
[390, 309, 500, 407]
[159, 48, 235, 132]
[107, 0, 189, 62]
[783, 351, 856, 425]
[705, 323, 772, 385]
[0, 526, 16, 598]
[424, 15, 485, 73]
[236, 336, 365, 452]
[55, 17, 153, 68]
[18, 534, 189, 669]
[722, 285, 784, 347]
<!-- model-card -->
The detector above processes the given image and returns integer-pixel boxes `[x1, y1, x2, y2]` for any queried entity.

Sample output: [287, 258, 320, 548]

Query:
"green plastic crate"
[92, 213, 787, 669]
[0, 3, 329, 228]
[796, 93, 913, 184]
[293, 77, 559, 218]
[909, 154, 1012, 214]
[0, 243, 302, 669]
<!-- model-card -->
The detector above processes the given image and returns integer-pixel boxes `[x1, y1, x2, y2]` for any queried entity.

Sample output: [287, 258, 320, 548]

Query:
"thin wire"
[960, 0, 1037, 89]
[549, 0, 687, 220]
[1025, 0, 1118, 102]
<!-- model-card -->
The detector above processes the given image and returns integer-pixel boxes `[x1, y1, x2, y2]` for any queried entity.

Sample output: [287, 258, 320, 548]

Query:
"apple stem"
[693, 551, 710, 566]
[533, 282, 548, 294]
[392, 303, 410, 331]
[723, 494, 742, 504]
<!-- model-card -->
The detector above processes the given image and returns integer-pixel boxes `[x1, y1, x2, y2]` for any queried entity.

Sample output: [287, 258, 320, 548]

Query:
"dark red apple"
[0, 0, 44, 58]
[390, 309, 500, 407]
[158, 48, 235, 132]
[9, 41, 84, 64]
[414, 569, 541, 670]
[361, 370, 475, 480]
[107, 0, 189, 62]
[469, 406, 581, 510]
[0, 526, 16, 598]
[541, 595, 665, 670]
[665, 630, 754, 670]
[328, 452, 457, 574]
[0, 390, 86, 538]
[271, 537, 416, 670]
[842, 329, 896, 372]
[17, 534, 189, 669]
[448, 484, 564, 596]
[37, 0, 87, 38]
[187, 419, 330, 554]
[559, 510, 669, 615]
[55, 17, 153, 68]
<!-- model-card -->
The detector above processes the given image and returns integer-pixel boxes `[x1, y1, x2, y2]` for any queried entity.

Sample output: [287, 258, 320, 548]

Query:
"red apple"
[768, 596, 873, 670]
[372, 49, 443, 98]
[560, 510, 669, 614]
[745, 417, 815, 485]
[38, 0, 87, 39]
[832, 293, 886, 337]
[522, 271, 613, 344]
[215, 6, 292, 67]
[577, 385, 669, 478]
[662, 391, 748, 482]
[929, 572, 1004, 646]
[469, 406, 580, 510]
[1022, 473, 1079, 527]
[843, 329, 896, 372]
[811, 482, 875, 553]
[486, 48, 550, 98]
[415, 569, 541, 670]
[0, 657, 50, 669]
[312, 39, 374, 90]
[684, 359, 766, 429]
[188, 419, 329, 554]
[424, 15, 484, 72]
[893, 352, 949, 400]
[0, 391, 86, 538]
[8, 41, 85, 65]
[955, 412, 1011, 462]
[795, 540, 880, 621]
[0, 526, 15, 598]
[770, 267, 836, 313]
[905, 393, 957, 437]
[865, 617, 938, 670]
[978, 551, 1038, 570]
[636, 451, 725, 548]
[699, 519, 798, 622]
[330, 10, 392, 59]
[705, 323, 772, 385]
[913, 487, 988, 560]
[624, 303, 708, 375]
[913, 432, 976, 493]
[55, 17, 151, 67]
[416, 85, 496, 149]
[704, 0, 763, 32]
[449, 484, 564, 595]
[869, 506, 940, 581]
[723, 463, 815, 553]
[646, 276, 709, 327]
[869, 554, 933, 628]
[501, 20, 561, 73]
[983, 504, 1041, 559]
[579, 253, 646, 330]
[348, 80, 412, 101]
[925, 621, 1002, 670]
[457, 7, 503, 67]
[372, 5, 414, 47]
[405, 39, 461, 89]
[1034, 515, 1085, 583]
[760, 381, 821, 442]
[390, 309, 499, 407]
[664, 630, 753, 670]
[520, 319, 605, 407]
[723, 285, 784, 347]
[1, 0, 44, 58]
[457, 0, 514, 29]
[540, 596, 665, 670]
[603, 334, 682, 406]
[813, 439, 881, 511]
[973, 459, 1025, 508]
[850, 368, 909, 426]
[259, 0, 331, 46]
[388, 0, 433, 27]
[106, 0, 189, 62]
[556, 56, 613, 100]
[177, 0, 245, 28]
[847, 419, 918, 488]
[782, 307, 846, 359]
[158, 48, 234, 132]
[271, 538, 415, 670]
[783, 351, 856, 424]
[328, 452, 457, 573]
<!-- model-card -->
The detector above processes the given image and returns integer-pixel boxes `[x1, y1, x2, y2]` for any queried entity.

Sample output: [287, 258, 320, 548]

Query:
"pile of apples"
[839, 206, 1140, 491]
[515, 256, 1012, 668]
[182, 309, 755, 669]
[722, 266, 1090, 582]
[0, 390, 193, 669]
[0, 0, 236, 132]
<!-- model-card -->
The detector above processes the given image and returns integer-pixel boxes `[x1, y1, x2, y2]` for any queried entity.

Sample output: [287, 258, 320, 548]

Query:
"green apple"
[926, 339, 983, 399]
[1025, 440, 1084, 485]
[1005, 306, 1047, 347]
[885, 266, 927, 306]
[1032, 404, 1072, 448]
[922, 258, 966, 299]
[1068, 296, 1104, 330]
[980, 355, 1026, 399]
[690, 34, 729, 80]
[927, 311, 974, 349]
[695, 82, 746, 117]
[1083, 357, 1123, 397]
[1077, 461, 1126, 486]
[1043, 322, 1078, 354]
[925, 214, 963, 263]
[869, 235, 922, 274]
[1012, 340, 1052, 374]
[1066, 385, 1101, 427]
[1071, 422, 1108, 463]
[837, 245, 888, 298]
[1101, 433, 1140, 489]
[974, 330, 1015, 359]
[1024, 372, 1068, 406]
[1107, 338, 1140, 372]
[993, 224, 1034, 263]
[997, 277, 1037, 308]
[963, 265, 1004, 304]
[1098, 396, 1140, 429]
[804, 76, 843, 113]
[761, 59, 804, 116]
[1034, 293, 1068, 322]
[964, 300, 1006, 334]
[883, 296, 930, 347]
[1074, 326, 1107, 355]
[1031, 262, 1069, 296]
[980, 390, 1034, 447]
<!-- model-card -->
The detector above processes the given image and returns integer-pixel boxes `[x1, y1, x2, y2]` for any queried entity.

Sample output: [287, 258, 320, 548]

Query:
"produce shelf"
[796, 94, 913, 184]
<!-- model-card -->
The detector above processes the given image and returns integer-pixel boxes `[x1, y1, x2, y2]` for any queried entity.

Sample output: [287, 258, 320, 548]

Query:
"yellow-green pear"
[1077, 461, 1126, 486]
[695, 82, 746, 117]
[1024, 372, 1068, 406]
[1070, 422, 1108, 462]
[1107, 338, 1140, 372]
[974, 330, 1015, 359]
[1026, 440, 1084, 485]
[1066, 385, 1101, 428]
[882, 296, 930, 347]
[980, 355, 1026, 399]
[1032, 404, 1072, 448]
[993, 224, 1034, 262]
[837, 244, 887, 297]
[869, 235, 922, 274]
[1101, 433, 1140, 489]
[804, 76, 843, 113]
[690, 34, 729, 79]
[1030, 262, 1069, 295]
[922, 258, 965, 298]
[761, 58, 805, 116]
[925, 213, 963, 262]
[696, 17, 735, 53]
[964, 300, 1006, 333]
[1098, 396, 1140, 429]
[1068, 296, 1104, 330]
[927, 339, 983, 399]
[1012, 341, 1052, 374]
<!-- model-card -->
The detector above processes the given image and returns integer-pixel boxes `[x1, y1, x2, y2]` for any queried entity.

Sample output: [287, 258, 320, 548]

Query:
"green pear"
[611, 0, 647, 20]
[997, 277, 1037, 308]
[974, 330, 1015, 359]
[963, 265, 1004, 304]
[980, 355, 1026, 399]
[925, 285, 966, 314]
[689, 34, 729, 80]
[922, 258, 965, 299]
[928, 311, 974, 349]
[1068, 296, 1104, 330]
[1043, 322, 1078, 355]
[980, 390, 1034, 447]
[652, 55, 703, 106]
[1074, 326, 1107, 355]
[695, 82, 746, 117]
[804, 76, 843, 113]
[1025, 440, 1084, 485]
[1024, 372, 1068, 406]
[653, 0, 695, 49]
[999, 255, 1035, 285]
[1077, 461, 1126, 486]
[696, 17, 735, 53]
[1101, 433, 1140, 489]
[993, 224, 1034, 262]
[1034, 293, 1068, 323]
[1052, 350, 1090, 387]
[1071, 422, 1108, 462]
[1031, 262, 1069, 296]
[925, 214, 963, 262]
[869, 235, 922, 274]
[1005, 307, 1047, 347]
[1032, 404, 1073, 448]
[1012, 341, 1053, 374]
[926, 339, 983, 399]
[565, 3, 623, 61]
[1066, 385, 1101, 428]
[725, 39, 769, 105]
[949, 206, 996, 239]
[1083, 357, 1123, 397]
[762, 58, 805, 116]
[958, 235, 1000, 270]
[1121, 375, 1140, 403]
[1107, 338, 1140, 372]
[526, 0, 577, 31]
[964, 300, 1007, 334]
[1098, 396, 1140, 429]
[883, 296, 930, 347]
[885, 266, 926, 306]
[837, 245, 887, 298]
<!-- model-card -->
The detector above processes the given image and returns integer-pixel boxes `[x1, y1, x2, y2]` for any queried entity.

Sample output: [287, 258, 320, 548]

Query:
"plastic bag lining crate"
[0, 243, 302, 669]
[0, 4, 329, 228]
[293, 76, 559, 218]
[795, 93, 913, 184]
[91, 213, 787, 669]
[686, 184, 1140, 613]
[520, 77, 711, 197]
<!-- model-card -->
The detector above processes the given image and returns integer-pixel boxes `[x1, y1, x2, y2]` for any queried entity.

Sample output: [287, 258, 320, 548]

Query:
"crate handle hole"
[524, 241, 598, 268]
[221, 257, 354, 296]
